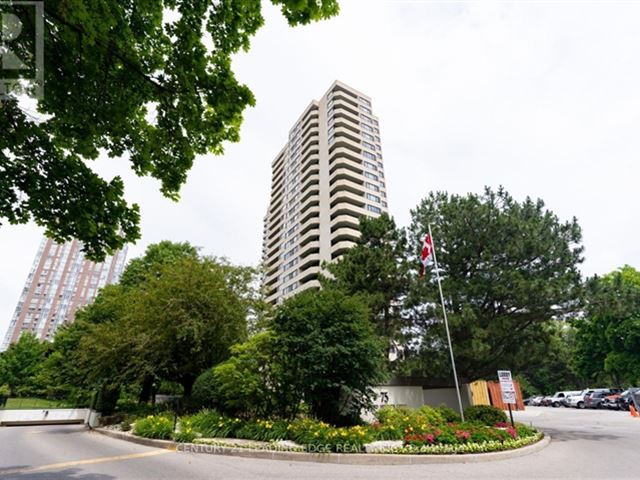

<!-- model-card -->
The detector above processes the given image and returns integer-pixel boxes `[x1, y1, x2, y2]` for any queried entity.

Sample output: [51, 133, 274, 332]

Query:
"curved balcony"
[300, 184, 319, 204]
[331, 240, 357, 259]
[298, 265, 321, 285]
[300, 110, 319, 132]
[330, 203, 369, 220]
[332, 116, 361, 135]
[331, 125, 361, 144]
[330, 178, 365, 198]
[299, 240, 320, 259]
[299, 228, 320, 247]
[299, 195, 320, 216]
[301, 165, 320, 185]
[332, 98, 359, 117]
[265, 289, 280, 305]
[299, 253, 321, 271]
[301, 152, 320, 175]
[328, 156, 363, 178]
[329, 146, 364, 166]
[300, 206, 320, 226]
[301, 122, 319, 140]
[263, 266, 281, 287]
[300, 134, 319, 157]
[331, 226, 360, 245]
[297, 279, 321, 295]
[329, 135, 362, 156]
[330, 190, 365, 210]
[331, 213, 361, 231]
[269, 195, 283, 216]
[329, 167, 364, 186]
[333, 106, 361, 126]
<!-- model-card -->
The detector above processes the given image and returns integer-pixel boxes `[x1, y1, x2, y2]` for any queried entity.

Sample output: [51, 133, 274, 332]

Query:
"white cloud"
[2, 0, 640, 338]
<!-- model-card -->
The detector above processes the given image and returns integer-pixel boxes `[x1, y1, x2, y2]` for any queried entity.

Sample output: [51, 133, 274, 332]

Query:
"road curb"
[93, 428, 177, 450]
[93, 428, 550, 465]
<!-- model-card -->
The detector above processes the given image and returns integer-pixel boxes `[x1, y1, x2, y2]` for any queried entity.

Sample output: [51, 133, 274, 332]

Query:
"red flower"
[507, 427, 518, 439]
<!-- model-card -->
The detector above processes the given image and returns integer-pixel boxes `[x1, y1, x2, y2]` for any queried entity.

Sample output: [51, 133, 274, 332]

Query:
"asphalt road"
[0, 407, 638, 480]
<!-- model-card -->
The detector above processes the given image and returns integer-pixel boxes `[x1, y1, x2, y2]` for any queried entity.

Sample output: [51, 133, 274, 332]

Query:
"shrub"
[187, 409, 244, 438]
[288, 418, 373, 452]
[416, 405, 446, 425]
[374, 405, 446, 439]
[436, 404, 461, 423]
[235, 419, 290, 442]
[463, 405, 508, 425]
[190, 369, 220, 411]
[133, 415, 174, 439]
[173, 417, 199, 443]
[213, 332, 290, 418]
[0, 384, 11, 397]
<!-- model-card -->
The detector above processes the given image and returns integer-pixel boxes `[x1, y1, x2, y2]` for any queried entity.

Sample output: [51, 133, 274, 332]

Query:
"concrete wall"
[0, 408, 91, 426]
[422, 386, 473, 410]
[372, 386, 424, 409]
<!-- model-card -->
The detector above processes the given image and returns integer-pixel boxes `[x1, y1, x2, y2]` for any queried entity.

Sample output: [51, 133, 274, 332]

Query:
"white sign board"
[497, 370, 516, 405]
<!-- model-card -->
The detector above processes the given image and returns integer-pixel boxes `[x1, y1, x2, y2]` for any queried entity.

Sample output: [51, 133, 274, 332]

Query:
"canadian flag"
[419, 233, 434, 277]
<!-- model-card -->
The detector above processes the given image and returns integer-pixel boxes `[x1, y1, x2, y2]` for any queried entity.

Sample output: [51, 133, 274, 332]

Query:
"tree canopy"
[1, 0, 339, 260]
[0, 332, 47, 396]
[572, 266, 640, 385]
[42, 241, 256, 408]
[403, 187, 584, 381]
[271, 288, 386, 425]
[324, 213, 409, 340]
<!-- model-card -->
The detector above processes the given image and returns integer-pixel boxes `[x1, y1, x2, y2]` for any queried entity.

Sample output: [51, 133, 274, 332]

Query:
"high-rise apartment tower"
[1, 237, 127, 350]
[262, 81, 389, 304]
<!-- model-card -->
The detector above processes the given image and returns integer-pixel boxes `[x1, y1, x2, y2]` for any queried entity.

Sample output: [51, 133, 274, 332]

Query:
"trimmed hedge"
[463, 405, 508, 425]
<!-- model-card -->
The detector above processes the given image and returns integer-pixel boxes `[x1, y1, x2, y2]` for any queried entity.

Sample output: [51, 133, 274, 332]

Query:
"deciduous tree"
[1, 0, 339, 260]
[272, 288, 386, 425]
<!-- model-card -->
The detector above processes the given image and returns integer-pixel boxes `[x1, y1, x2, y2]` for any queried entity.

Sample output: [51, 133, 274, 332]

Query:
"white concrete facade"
[262, 81, 389, 304]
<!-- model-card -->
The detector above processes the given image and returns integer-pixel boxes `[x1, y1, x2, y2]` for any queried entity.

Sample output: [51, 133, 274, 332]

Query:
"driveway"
[0, 407, 637, 479]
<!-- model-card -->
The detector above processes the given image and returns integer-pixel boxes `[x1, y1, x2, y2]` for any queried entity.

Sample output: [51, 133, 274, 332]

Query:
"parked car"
[603, 392, 623, 410]
[566, 389, 611, 409]
[561, 391, 582, 407]
[541, 395, 554, 406]
[585, 391, 611, 409]
[547, 391, 581, 407]
[529, 396, 544, 406]
[617, 388, 640, 411]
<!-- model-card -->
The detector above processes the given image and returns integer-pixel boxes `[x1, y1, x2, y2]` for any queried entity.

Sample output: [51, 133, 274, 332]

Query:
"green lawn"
[2, 398, 76, 410]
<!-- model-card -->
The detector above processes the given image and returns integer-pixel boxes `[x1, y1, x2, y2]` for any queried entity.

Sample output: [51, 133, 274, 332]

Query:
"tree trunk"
[138, 376, 154, 404]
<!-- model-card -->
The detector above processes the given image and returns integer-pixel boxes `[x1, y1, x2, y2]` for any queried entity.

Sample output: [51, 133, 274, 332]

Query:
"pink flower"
[507, 427, 517, 439]
[426, 434, 435, 443]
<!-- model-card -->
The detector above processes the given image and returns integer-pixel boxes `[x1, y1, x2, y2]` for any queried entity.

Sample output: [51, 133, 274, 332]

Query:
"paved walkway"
[0, 407, 638, 479]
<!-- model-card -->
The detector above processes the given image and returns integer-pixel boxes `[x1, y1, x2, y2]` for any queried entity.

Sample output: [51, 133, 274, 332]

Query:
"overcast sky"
[2, 0, 640, 339]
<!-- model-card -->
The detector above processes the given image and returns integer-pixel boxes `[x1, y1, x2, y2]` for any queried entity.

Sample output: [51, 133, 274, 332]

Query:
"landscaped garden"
[126, 404, 542, 455]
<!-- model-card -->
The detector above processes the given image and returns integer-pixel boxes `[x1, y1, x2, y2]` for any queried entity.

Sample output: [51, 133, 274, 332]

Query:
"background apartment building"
[1, 237, 127, 351]
[262, 81, 389, 304]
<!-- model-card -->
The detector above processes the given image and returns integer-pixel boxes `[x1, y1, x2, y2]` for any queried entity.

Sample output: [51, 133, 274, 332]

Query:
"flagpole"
[428, 223, 465, 422]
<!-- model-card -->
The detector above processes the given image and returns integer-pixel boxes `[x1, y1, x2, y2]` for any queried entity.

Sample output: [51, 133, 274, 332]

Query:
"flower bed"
[131, 405, 542, 455]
